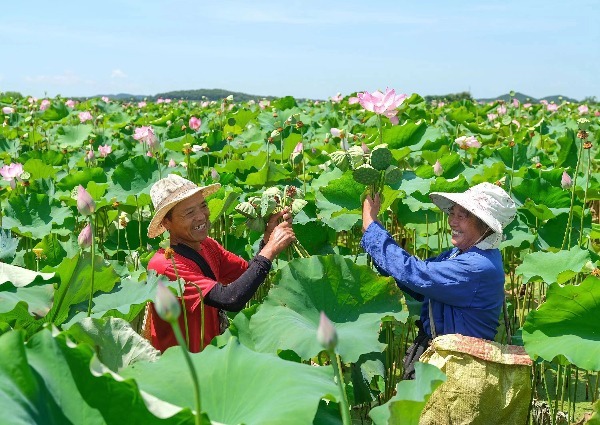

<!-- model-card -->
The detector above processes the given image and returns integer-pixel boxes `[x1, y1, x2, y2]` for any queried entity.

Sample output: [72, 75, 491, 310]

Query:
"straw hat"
[147, 174, 220, 238]
[429, 182, 516, 249]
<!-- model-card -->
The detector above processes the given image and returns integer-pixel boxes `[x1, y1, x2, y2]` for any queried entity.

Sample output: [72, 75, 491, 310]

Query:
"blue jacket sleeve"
[361, 222, 484, 308]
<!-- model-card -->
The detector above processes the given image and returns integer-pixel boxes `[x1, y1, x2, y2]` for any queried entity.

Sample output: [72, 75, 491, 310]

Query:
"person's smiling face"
[163, 192, 210, 249]
[448, 204, 485, 251]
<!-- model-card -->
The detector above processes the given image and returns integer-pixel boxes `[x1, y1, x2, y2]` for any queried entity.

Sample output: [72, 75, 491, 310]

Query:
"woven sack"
[419, 334, 532, 425]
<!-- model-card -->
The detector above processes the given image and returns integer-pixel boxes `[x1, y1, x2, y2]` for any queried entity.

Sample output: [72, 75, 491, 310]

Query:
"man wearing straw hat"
[361, 182, 516, 379]
[146, 174, 296, 353]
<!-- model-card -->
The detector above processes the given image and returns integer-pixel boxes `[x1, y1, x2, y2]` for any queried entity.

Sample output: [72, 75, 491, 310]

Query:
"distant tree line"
[423, 91, 473, 103]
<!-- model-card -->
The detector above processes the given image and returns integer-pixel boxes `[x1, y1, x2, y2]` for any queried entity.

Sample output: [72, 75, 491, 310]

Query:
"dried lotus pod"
[263, 186, 282, 198]
[235, 201, 258, 219]
[291, 198, 308, 214]
[347, 145, 366, 168]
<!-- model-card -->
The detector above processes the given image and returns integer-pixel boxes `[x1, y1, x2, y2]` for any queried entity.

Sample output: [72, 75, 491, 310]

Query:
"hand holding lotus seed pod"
[362, 193, 382, 232]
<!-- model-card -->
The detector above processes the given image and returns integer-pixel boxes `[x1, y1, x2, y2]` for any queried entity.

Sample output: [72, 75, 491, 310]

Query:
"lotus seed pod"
[246, 217, 266, 233]
[370, 145, 393, 171]
[347, 145, 366, 168]
[235, 201, 258, 219]
[384, 165, 403, 185]
[330, 150, 350, 171]
[353, 164, 381, 185]
[264, 187, 282, 198]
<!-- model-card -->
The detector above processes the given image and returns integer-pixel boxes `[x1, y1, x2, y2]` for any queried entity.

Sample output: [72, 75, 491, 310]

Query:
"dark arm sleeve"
[204, 251, 272, 312]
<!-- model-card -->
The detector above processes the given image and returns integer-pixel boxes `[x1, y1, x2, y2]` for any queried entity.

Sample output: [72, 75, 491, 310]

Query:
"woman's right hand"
[259, 221, 296, 261]
[362, 193, 381, 232]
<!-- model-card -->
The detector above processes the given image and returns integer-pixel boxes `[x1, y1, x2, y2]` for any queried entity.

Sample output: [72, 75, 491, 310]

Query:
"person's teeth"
[194, 224, 206, 230]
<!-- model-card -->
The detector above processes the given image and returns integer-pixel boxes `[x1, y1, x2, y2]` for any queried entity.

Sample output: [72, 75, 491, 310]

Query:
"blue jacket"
[361, 222, 505, 340]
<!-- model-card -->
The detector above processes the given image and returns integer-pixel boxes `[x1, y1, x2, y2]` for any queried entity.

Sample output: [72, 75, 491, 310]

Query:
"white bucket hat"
[429, 182, 516, 249]
[148, 174, 220, 238]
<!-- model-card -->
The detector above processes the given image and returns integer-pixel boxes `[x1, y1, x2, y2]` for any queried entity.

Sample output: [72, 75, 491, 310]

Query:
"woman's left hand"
[362, 193, 381, 232]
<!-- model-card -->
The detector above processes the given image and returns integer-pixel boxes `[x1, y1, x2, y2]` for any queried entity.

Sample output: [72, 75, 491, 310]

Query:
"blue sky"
[2, 0, 599, 101]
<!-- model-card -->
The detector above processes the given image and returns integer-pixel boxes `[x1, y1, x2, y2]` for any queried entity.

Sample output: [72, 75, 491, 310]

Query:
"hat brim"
[147, 183, 221, 238]
[429, 191, 503, 234]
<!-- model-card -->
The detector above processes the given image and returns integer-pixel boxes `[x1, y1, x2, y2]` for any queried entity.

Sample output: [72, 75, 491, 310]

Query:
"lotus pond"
[1, 92, 599, 424]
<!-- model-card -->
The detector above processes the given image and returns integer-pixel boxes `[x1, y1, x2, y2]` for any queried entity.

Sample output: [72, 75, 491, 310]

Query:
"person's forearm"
[204, 254, 272, 311]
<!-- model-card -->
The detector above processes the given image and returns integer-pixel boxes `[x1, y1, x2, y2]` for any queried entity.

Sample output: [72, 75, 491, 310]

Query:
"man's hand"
[362, 193, 381, 232]
[259, 220, 296, 261]
[263, 208, 292, 244]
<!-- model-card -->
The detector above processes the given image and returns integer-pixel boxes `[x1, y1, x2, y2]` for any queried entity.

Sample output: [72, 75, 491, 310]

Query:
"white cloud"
[111, 69, 127, 79]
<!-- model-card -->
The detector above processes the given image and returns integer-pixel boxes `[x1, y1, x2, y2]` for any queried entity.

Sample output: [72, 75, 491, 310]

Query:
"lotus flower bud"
[433, 160, 443, 176]
[189, 116, 201, 130]
[168, 158, 177, 167]
[77, 185, 96, 216]
[78, 223, 93, 249]
[561, 171, 573, 190]
[155, 282, 181, 323]
[316, 311, 338, 351]
[211, 168, 220, 181]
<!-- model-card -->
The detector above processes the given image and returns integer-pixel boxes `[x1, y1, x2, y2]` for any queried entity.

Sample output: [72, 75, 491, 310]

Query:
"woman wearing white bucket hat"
[146, 174, 296, 353]
[361, 182, 516, 379]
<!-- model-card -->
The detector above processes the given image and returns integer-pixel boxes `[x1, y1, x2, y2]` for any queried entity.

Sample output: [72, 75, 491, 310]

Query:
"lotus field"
[1, 91, 600, 424]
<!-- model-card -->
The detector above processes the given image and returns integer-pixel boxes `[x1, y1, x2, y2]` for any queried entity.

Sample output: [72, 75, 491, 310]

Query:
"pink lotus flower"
[165, 98, 172, 104]
[595, 111, 600, 117]
[293, 142, 303, 153]
[78, 223, 93, 249]
[2, 106, 14, 114]
[511, 119, 521, 128]
[330, 128, 345, 138]
[316, 311, 338, 351]
[101, 96, 110, 103]
[138, 101, 147, 108]
[512, 98, 520, 108]
[561, 171, 573, 190]
[497, 105, 507, 115]
[65, 99, 75, 108]
[77, 185, 96, 216]
[487, 113, 497, 121]
[79, 111, 93, 123]
[40, 99, 51, 111]
[0, 162, 23, 188]
[455, 135, 481, 149]
[133, 126, 158, 148]
[258, 99, 270, 110]
[433, 160, 443, 176]
[523, 103, 532, 109]
[540, 100, 548, 105]
[157, 98, 165, 104]
[189, 116, 201, 131]
[168, 158, 177, 167]
[330, 93, 343, 103]
[86, 149, 95, 162]
[155, 282, 181, 323]
[98, 145, 112, 158]
[27, 97, 37, 104]
[437, 101, 445, 107]
[201, 101, 210, 108]
[578, 105, 589, 115]
[350, 88, 407, 125]
[146, 151, 154, 157]
[547, 104, 558, 112]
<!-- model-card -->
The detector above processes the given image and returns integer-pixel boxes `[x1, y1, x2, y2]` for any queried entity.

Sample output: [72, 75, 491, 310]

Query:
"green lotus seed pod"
[384, 165, 403, 185]
[353, 164, 381, 185]
[370, 145, 393, 171]
[330, 150, 350, 171]
[234, 201, 258, 219]
[347, 145, 366, 168]
[247, 217, 266, 233]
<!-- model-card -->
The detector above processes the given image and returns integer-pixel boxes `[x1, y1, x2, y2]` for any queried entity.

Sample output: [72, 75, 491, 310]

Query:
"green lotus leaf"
[246, 217, 266, 233]
[55, 167, 108, 190]
[515, 246, 592, 284]
[55, 124, 94, 148]
[319, 171, 365, 212]
[0, 329, 196, 425]
[382, 120, 428, 150]
[247, 255, 407, 362]
[67, 317, 159, 372]
[2, 194, 71, 239]
[244, 162, 290, 186]
[330, 150, 350, 171]
[39, 102, 69, 121]
[522, 276, 600, 370]
[23, 158, 58, 181]
[34, 233, 68, 267]
[260, 193, 278, 217]
[0, 263, 55, 286]
[369, 362, 446, 425]
[121, 338, 338, 425]
[46, 252, 120, 325]
[106, 155, 160, 203]
[0, 268, 55, 318]
[272, 95, 298, 110]
[511, 170, 571, 208]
